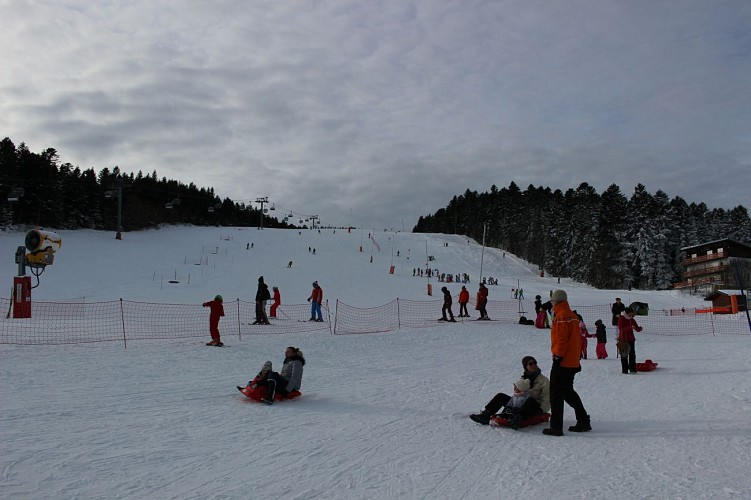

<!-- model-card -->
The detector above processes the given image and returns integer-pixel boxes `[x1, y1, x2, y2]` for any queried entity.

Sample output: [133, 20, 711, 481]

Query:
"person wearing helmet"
[202, 294, 225, 346]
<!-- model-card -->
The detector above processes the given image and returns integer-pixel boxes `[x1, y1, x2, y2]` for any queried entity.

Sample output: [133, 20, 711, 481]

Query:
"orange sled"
[490, 412, 551, 428]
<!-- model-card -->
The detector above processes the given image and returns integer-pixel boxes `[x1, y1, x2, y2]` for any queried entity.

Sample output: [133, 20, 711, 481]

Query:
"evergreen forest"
[413, 182, 751, 290]
[0, 138, 292, 231]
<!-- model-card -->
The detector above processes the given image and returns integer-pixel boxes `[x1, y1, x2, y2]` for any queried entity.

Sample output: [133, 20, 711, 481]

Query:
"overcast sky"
[1, 1, 749, 230]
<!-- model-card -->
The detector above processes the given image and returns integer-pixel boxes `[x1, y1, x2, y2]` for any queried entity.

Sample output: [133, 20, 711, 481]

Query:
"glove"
[552, 356, 563, 366]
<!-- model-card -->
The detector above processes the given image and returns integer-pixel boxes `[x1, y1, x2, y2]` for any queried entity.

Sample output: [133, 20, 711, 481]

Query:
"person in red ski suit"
[575, 311, 595, 359]
[618, 307, 643, 374]
[458, 286, 470, 317]
[202, 294, 225, 346]
[270, 286, 281, 318]
[476, 283, 489, 320]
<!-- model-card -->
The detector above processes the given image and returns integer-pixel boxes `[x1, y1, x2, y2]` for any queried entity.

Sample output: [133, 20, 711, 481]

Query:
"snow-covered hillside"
[1, 227, 749, 499]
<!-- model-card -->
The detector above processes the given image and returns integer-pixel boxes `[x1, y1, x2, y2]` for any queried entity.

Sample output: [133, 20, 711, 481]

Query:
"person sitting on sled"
[238, 360, 274, 392]
[202, 294, 225, 346]
[253, 346, 306, 404]
[493, 379, 537, 430]
[470, 356, 550, 426]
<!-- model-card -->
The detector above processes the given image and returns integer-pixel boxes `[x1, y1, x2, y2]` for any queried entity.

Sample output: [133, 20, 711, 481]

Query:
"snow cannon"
[11, 230, 63, 318]
[23, 229, 62, 267]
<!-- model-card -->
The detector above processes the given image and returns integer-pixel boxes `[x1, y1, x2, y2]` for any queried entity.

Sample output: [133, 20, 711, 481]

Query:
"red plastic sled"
[240, 385, 302, 401]
[636, 359, 658, 372]
[490, 412, 551, 428]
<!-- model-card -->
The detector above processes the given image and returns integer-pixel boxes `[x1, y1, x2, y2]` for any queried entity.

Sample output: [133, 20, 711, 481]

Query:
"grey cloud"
[1, 0, 749, 229]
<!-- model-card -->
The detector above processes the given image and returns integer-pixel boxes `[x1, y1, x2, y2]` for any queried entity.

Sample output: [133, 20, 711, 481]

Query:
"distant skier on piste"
[203, 294, 224, 346]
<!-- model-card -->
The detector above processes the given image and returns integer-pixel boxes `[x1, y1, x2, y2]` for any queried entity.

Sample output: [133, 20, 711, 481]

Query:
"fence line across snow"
[1, 297, 748, 346]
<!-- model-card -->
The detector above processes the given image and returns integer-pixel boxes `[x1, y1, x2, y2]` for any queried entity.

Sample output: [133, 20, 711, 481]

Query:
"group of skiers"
[439, 283, 489, 321]
[412, 268, 471, 284]
[202, 279, 324, 346]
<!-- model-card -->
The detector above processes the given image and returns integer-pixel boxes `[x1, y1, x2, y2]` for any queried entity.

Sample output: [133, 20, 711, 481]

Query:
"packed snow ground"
[1, 226, 750, 499]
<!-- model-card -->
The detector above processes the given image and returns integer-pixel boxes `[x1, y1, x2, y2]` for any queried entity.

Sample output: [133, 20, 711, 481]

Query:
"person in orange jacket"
[458, 286, 470, 317]
[202, 294, 225, 346]
[270, 286, 281, 318]
[543, 289, 591, 436]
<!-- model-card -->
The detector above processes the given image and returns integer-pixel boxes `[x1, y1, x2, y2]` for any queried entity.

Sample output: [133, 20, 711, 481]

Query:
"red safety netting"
[0, 298, 330, 346]
[1, 297, 747, 345]
[1, 299, 124, 345]
[333, 299, 750, 336]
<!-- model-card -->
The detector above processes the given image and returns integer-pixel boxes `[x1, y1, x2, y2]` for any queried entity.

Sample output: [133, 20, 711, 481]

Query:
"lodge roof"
[681, 238, 751, 253]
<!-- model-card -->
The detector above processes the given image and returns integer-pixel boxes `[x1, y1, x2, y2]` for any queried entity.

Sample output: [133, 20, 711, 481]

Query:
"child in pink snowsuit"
[578, 316, 594, 359]
[594, 319, 608, 359]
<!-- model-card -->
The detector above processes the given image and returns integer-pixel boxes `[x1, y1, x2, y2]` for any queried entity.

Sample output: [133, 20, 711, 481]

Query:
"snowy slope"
[1, 227, 749, 499]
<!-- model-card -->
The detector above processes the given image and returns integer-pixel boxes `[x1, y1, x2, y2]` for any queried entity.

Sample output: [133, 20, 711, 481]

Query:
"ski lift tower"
[309, 215, 319, 230]
[255, 197, 269, 229]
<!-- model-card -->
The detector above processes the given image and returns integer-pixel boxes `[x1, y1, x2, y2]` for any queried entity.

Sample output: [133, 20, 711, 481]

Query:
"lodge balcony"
[673, 275, 729, 289]
[681, 251, 727, 266]
[682, 263, 729, 278]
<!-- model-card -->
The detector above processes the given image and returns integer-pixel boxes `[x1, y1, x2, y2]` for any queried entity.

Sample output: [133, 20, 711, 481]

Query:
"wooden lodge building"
[673, 239, 751, 299]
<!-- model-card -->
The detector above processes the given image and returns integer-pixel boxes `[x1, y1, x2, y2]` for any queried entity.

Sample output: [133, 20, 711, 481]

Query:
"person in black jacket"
[611, 297, 625, 326]
[439, 286, 456, 322]
[254, 276, 271, 325]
